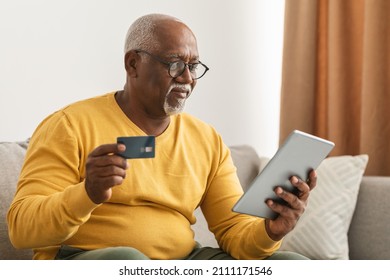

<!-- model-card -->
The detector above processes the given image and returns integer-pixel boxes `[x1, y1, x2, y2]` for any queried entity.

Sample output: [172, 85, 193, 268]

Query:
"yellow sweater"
[7, 92, 280, 259]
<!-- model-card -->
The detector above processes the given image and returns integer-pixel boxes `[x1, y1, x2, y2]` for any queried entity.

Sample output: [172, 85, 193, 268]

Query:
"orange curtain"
[279, 0, 390, 175]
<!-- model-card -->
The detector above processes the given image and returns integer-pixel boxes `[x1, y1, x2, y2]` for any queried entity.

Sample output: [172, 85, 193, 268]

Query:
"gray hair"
[123, 14, 180, 54]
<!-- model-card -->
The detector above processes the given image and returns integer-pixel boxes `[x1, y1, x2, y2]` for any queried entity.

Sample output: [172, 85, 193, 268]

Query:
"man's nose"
[175, 66, 194, 84]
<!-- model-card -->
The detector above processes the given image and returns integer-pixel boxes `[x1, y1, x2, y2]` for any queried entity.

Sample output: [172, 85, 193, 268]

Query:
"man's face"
[134, 20, 199, 118]
[163, 82, 192, 115]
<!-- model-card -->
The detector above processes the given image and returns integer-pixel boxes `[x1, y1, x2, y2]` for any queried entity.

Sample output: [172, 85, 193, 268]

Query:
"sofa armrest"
[348, 176, 390, 259]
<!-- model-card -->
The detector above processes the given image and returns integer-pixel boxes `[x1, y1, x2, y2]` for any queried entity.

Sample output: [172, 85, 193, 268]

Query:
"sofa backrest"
[0, 141, 33, 259]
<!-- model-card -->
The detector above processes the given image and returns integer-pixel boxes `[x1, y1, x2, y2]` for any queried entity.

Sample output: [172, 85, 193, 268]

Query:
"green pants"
[55, 245, 309, 260]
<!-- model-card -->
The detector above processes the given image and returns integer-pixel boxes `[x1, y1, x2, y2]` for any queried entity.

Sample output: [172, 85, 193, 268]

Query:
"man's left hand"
[264, 170, 317, 241]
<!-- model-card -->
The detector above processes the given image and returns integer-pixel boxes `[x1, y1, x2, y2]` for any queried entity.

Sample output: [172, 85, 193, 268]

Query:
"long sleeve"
[200, 140, 281, 259]
[7, 111, 99, 249]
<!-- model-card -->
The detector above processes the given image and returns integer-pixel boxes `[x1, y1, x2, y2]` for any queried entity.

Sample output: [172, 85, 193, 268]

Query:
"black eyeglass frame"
[134, 49, 209, 80]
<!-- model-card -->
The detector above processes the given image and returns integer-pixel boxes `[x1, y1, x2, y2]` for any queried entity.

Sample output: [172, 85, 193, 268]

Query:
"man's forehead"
[155, 21, 194, 41]
[165, 52, 199, 60]
[153, 22, 199, 60]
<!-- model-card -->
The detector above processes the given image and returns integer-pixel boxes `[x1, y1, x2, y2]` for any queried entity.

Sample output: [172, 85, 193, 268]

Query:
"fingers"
[307, 169, 317, 190]
[89, 143, 126, 157]
[87, 151, 128, 172]
[266, 172, 316, 217]
[266, 187, 304, 217]
[85, 143, 129, 204]
[290, 169, 317, 199]
[265, 170, 318, 239]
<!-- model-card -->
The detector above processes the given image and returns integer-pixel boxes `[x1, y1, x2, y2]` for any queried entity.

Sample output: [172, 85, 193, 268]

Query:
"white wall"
[0, 0, 285, 158]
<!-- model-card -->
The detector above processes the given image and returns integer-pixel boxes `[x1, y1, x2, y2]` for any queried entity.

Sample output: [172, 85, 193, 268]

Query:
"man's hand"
[84, 143, 129, 204]
[264, 170, 317, 241]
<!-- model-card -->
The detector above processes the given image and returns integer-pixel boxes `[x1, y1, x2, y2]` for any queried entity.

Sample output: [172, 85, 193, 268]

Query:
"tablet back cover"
[232, 130, 334, 219]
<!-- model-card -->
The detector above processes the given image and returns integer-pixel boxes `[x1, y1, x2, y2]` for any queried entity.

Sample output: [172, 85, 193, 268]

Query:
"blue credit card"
[117, 136, 155, 159]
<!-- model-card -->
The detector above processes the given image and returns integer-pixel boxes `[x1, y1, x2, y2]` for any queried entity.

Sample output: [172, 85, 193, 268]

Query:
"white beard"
[163, 84, 192, 115]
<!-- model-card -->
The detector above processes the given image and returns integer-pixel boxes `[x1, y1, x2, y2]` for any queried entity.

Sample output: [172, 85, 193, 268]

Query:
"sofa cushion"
[348, 176, 390, 259]
[229, 145, 262, 189]
[0, 141, 33, 260]
[279, 154, 368, 259]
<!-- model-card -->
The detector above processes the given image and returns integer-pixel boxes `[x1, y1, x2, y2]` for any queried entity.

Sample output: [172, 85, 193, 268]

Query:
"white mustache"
[168, 84, 192, 96]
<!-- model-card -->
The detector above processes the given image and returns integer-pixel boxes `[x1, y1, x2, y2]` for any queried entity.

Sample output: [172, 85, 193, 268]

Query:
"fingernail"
[292, 176, 298, 184]
[118, 144, 126, 151]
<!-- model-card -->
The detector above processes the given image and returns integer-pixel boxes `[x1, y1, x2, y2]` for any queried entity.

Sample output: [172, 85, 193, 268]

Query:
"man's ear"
[124, 51, 138, 77]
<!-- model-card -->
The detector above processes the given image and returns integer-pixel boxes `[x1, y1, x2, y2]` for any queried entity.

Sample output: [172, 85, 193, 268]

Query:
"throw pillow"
[279, 154, 369, 260]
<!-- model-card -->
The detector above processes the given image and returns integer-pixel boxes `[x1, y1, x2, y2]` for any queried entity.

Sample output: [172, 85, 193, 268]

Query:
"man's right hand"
[84, 143, 129, 204]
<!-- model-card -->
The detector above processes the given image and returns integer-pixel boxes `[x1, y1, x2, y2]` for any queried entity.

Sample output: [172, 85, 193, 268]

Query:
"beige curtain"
[280, 0, 390, 176]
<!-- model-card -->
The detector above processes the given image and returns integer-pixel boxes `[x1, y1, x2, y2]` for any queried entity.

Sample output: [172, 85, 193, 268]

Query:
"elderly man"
[7, 13, 316, 260]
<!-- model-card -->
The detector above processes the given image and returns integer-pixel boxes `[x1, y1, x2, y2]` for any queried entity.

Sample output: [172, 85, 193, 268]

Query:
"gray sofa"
[1, 140, 390, 260]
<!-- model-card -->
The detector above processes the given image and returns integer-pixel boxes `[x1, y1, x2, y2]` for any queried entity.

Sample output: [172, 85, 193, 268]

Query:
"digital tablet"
[232, 130, 335, 220]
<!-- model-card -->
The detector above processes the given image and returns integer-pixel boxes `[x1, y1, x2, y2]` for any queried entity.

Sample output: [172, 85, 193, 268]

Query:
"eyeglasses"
[135, 49, 209, 80]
